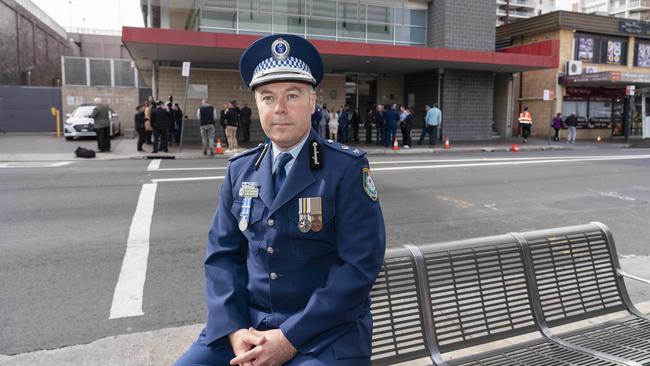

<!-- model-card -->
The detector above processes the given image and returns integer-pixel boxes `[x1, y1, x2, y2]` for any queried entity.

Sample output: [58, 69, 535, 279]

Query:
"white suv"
[64, 105, 121, 141]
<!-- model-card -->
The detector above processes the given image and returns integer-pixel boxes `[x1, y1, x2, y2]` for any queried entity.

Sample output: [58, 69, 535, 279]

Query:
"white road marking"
[151, 167, 228, 172]
[151, 176, 225, 183]
[598, 191, 636, 201]
[369, 154, 650, 165]
[484, 203, 498, 211]
[0, 161, 74, 168]
[109, 183, 157, 319]
[147, 160, 161, 171]
[372, 155, 650, 172]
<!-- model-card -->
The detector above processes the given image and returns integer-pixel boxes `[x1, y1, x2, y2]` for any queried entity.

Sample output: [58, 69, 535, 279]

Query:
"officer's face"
[255, 82, 315, 149]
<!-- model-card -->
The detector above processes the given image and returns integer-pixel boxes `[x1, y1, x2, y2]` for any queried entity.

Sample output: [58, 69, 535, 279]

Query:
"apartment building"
[581, 0, 650, 20]
[496, 0, 557, 26]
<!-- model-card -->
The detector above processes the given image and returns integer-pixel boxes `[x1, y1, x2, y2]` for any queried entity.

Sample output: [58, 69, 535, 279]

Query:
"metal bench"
[369, 222, 650, 365]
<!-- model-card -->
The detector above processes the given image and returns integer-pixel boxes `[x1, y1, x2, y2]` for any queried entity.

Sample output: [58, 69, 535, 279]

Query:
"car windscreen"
[71, 106, 96, 118]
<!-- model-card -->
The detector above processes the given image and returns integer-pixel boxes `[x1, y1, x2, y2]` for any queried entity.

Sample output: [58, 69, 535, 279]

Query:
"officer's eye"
[262, 95, 274, 103]
[287, 94, 299, 100]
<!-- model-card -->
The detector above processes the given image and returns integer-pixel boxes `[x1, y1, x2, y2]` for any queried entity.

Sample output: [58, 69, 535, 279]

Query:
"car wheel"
[65, 136, 73, 141]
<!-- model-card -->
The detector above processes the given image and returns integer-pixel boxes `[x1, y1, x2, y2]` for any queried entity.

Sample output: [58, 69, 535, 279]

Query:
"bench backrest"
[371, 247, 430, 365]
[518, 222, 627, 327]
[417, 234, 539, 353]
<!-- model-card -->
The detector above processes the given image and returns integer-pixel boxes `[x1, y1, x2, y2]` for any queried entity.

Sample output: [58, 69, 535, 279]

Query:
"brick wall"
[428, 0, 495, 52]
[442, 70, 494, 141]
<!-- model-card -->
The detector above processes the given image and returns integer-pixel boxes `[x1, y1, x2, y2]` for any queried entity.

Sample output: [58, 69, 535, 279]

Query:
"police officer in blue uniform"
[175, 34, 386, 366]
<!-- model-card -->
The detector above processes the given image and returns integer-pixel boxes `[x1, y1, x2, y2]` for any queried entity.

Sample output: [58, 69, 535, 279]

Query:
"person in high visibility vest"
[518, 107, 533, 143]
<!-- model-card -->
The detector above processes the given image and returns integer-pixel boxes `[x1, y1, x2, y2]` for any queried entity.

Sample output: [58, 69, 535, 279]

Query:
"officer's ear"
[309, 86, 316, 111]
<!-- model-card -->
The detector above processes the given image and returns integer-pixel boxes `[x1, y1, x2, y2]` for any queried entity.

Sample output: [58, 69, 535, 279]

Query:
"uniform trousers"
[153, 128, 168, 152]
[520, 123, 532, 140]
[174, 328, 370, 366]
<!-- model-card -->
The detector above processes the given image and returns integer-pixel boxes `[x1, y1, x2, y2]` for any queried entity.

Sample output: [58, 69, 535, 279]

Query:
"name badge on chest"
[298, 197, 323, 233]
[238, 182, 259, 231]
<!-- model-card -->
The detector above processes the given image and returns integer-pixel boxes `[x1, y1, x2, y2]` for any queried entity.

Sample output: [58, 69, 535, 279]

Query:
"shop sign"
[565, 87, 625, 99]
[181, 62, 191, 77]
[626, 85, 636, 96]
[619, 19, 650, 36]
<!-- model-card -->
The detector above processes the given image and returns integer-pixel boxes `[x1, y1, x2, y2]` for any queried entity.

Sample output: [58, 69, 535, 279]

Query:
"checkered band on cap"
[251, 56, 315, 87]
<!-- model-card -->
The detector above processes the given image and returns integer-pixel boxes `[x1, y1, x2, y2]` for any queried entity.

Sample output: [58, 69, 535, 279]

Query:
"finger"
[248, 328, 265, 337]
[230, 347, 262, 365]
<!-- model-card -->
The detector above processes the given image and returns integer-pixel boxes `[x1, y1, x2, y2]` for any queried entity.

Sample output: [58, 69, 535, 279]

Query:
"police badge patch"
[362, 167, 378, 201]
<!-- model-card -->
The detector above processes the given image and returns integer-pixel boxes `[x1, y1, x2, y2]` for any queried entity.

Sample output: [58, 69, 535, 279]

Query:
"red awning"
[122, 26, 559, 74]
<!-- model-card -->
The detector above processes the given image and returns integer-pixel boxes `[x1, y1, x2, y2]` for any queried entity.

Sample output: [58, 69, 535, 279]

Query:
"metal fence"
[62, 57, 142, 88]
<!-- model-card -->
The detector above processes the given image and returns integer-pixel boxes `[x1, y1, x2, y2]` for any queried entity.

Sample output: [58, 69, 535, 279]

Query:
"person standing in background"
[224, 100, 240, 152]
[134, 104, 146, 152]
[365, 105, 374, 144]
[239, 103, 252, 143]
[422, 104, 441, 147]
[518, 107, 533, 143]
[144, 96, 154, 145]
[338, 105, 349, 143]
[566, 113, 578, 144]
[399, 105, 412, 148]
[383, 104, 399, 148]
[197, 98, 217, 156]
[150, 101, 170, 153]
[329, 108, 340, 141]
[350, 107, 361, 142]
[551, 112, 562, 142]
[373, 104, 385, 146]
[319, 104, 329, 138]
[90, 97, 111, 153]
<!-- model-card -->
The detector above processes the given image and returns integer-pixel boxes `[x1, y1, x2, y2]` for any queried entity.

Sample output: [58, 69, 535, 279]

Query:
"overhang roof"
[122, 27, 559, 75]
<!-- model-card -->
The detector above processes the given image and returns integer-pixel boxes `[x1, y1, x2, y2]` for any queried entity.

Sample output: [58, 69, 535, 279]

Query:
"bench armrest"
[618, 269, 650, 285]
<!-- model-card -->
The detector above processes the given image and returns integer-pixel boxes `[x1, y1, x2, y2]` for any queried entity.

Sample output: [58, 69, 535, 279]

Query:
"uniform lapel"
[245, 146, 274, 209]
[268, 134, 316, 217]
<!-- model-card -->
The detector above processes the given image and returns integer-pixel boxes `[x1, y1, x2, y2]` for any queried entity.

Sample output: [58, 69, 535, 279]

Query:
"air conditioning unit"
[567, 60, 583, 76]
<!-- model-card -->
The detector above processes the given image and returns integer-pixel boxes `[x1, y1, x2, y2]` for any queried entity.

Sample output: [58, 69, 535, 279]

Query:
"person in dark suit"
[239, 103, 252, 143]
[134, 104, 146, 152]
[175, 34, 386, 366]
[150, 101, 171, 153]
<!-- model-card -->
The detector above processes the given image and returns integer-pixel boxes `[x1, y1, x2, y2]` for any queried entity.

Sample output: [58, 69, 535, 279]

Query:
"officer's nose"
[274, 98, 287, 114]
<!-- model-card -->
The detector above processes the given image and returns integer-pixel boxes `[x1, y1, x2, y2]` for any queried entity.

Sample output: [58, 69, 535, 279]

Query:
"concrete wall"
[428, 0, 495, 51]
[0, 0, 74, 86]
[61, 86, 139, 130]
[493, 73, 513, 138]
[442, 70, 495, 141]
[376, 74, 404, 107]
[67, 33, 131, 59]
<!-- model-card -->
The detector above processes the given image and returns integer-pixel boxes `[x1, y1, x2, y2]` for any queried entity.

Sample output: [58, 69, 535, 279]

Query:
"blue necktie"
[273, 152, 293, 196]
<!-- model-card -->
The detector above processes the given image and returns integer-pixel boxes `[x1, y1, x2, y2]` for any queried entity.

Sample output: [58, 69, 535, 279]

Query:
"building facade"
[496, 0, 557, 26]
[0, 0, 77, 86]
[124, 0, 558, 141]
[581, 0, 650, 20]
[497, 11, 650, 140]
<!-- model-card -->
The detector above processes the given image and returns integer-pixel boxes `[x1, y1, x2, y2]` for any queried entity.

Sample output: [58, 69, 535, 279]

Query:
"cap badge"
[272, 38, 290, 60]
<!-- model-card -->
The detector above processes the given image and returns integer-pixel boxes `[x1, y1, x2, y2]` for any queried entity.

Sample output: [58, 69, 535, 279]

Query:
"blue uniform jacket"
[203, 128, 386, 360]
[384, 109, 399, 128]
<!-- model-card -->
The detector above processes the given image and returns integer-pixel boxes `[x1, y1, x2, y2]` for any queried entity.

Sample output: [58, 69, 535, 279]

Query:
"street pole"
[179, 75, 189, 152]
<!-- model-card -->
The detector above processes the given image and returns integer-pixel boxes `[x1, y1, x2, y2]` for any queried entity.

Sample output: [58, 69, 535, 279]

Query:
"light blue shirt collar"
[271, 132, 309, 175]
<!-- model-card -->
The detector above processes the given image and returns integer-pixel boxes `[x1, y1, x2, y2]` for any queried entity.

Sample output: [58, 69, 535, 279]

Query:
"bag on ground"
[75, 146, 96, 158]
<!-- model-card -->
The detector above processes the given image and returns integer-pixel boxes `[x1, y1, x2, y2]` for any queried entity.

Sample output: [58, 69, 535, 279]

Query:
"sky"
[30, 0, 143, 31]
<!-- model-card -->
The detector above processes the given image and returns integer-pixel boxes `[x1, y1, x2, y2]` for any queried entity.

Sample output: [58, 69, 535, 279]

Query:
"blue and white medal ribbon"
[239, 197, 252, 231]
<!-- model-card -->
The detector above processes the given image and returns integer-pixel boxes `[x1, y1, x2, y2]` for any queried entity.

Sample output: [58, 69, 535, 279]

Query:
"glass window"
[114, 60, 135, 87]
[273, 14, 305, 34]
[577, 35, 595, 62]
[239, 11, 271, 33]
[394, 8, 426, 27]
[367, 23, 392, 42]
[338, 3, 365, 40]
[239, 0, 272, 12]
[89, 59, 111, 86]
[395, 26, 425, 45]
[274, 0, 304, 15]
[562, 100, 588, 118]
[64, 57, 86, 85]
[636, 42, 650, 67]
[309, 0, 336, 18]
[201, 9, 236, 29]
[307, 18, 336, 38]
[589, 100, 612, 119]
[202, 0, 236, 9]
[367, 5, 391, 25]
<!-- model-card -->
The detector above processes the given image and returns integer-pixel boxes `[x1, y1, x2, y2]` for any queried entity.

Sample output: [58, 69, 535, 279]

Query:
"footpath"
[0, 134, 637, 162]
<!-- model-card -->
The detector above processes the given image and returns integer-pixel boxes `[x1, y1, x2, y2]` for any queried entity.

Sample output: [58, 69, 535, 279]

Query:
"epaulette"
[321, 139, 366, 158]
[228, 143, 265, 161]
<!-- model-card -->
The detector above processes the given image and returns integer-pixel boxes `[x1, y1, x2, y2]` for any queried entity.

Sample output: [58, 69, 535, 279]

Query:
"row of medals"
[239, 183, 322, 234]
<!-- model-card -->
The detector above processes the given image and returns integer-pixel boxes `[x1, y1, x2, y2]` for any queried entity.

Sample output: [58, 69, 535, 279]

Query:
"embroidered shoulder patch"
[362, 167, 378, 201]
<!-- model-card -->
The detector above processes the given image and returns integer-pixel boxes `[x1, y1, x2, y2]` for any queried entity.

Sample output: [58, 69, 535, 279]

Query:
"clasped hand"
[229, 328, 297, 366]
